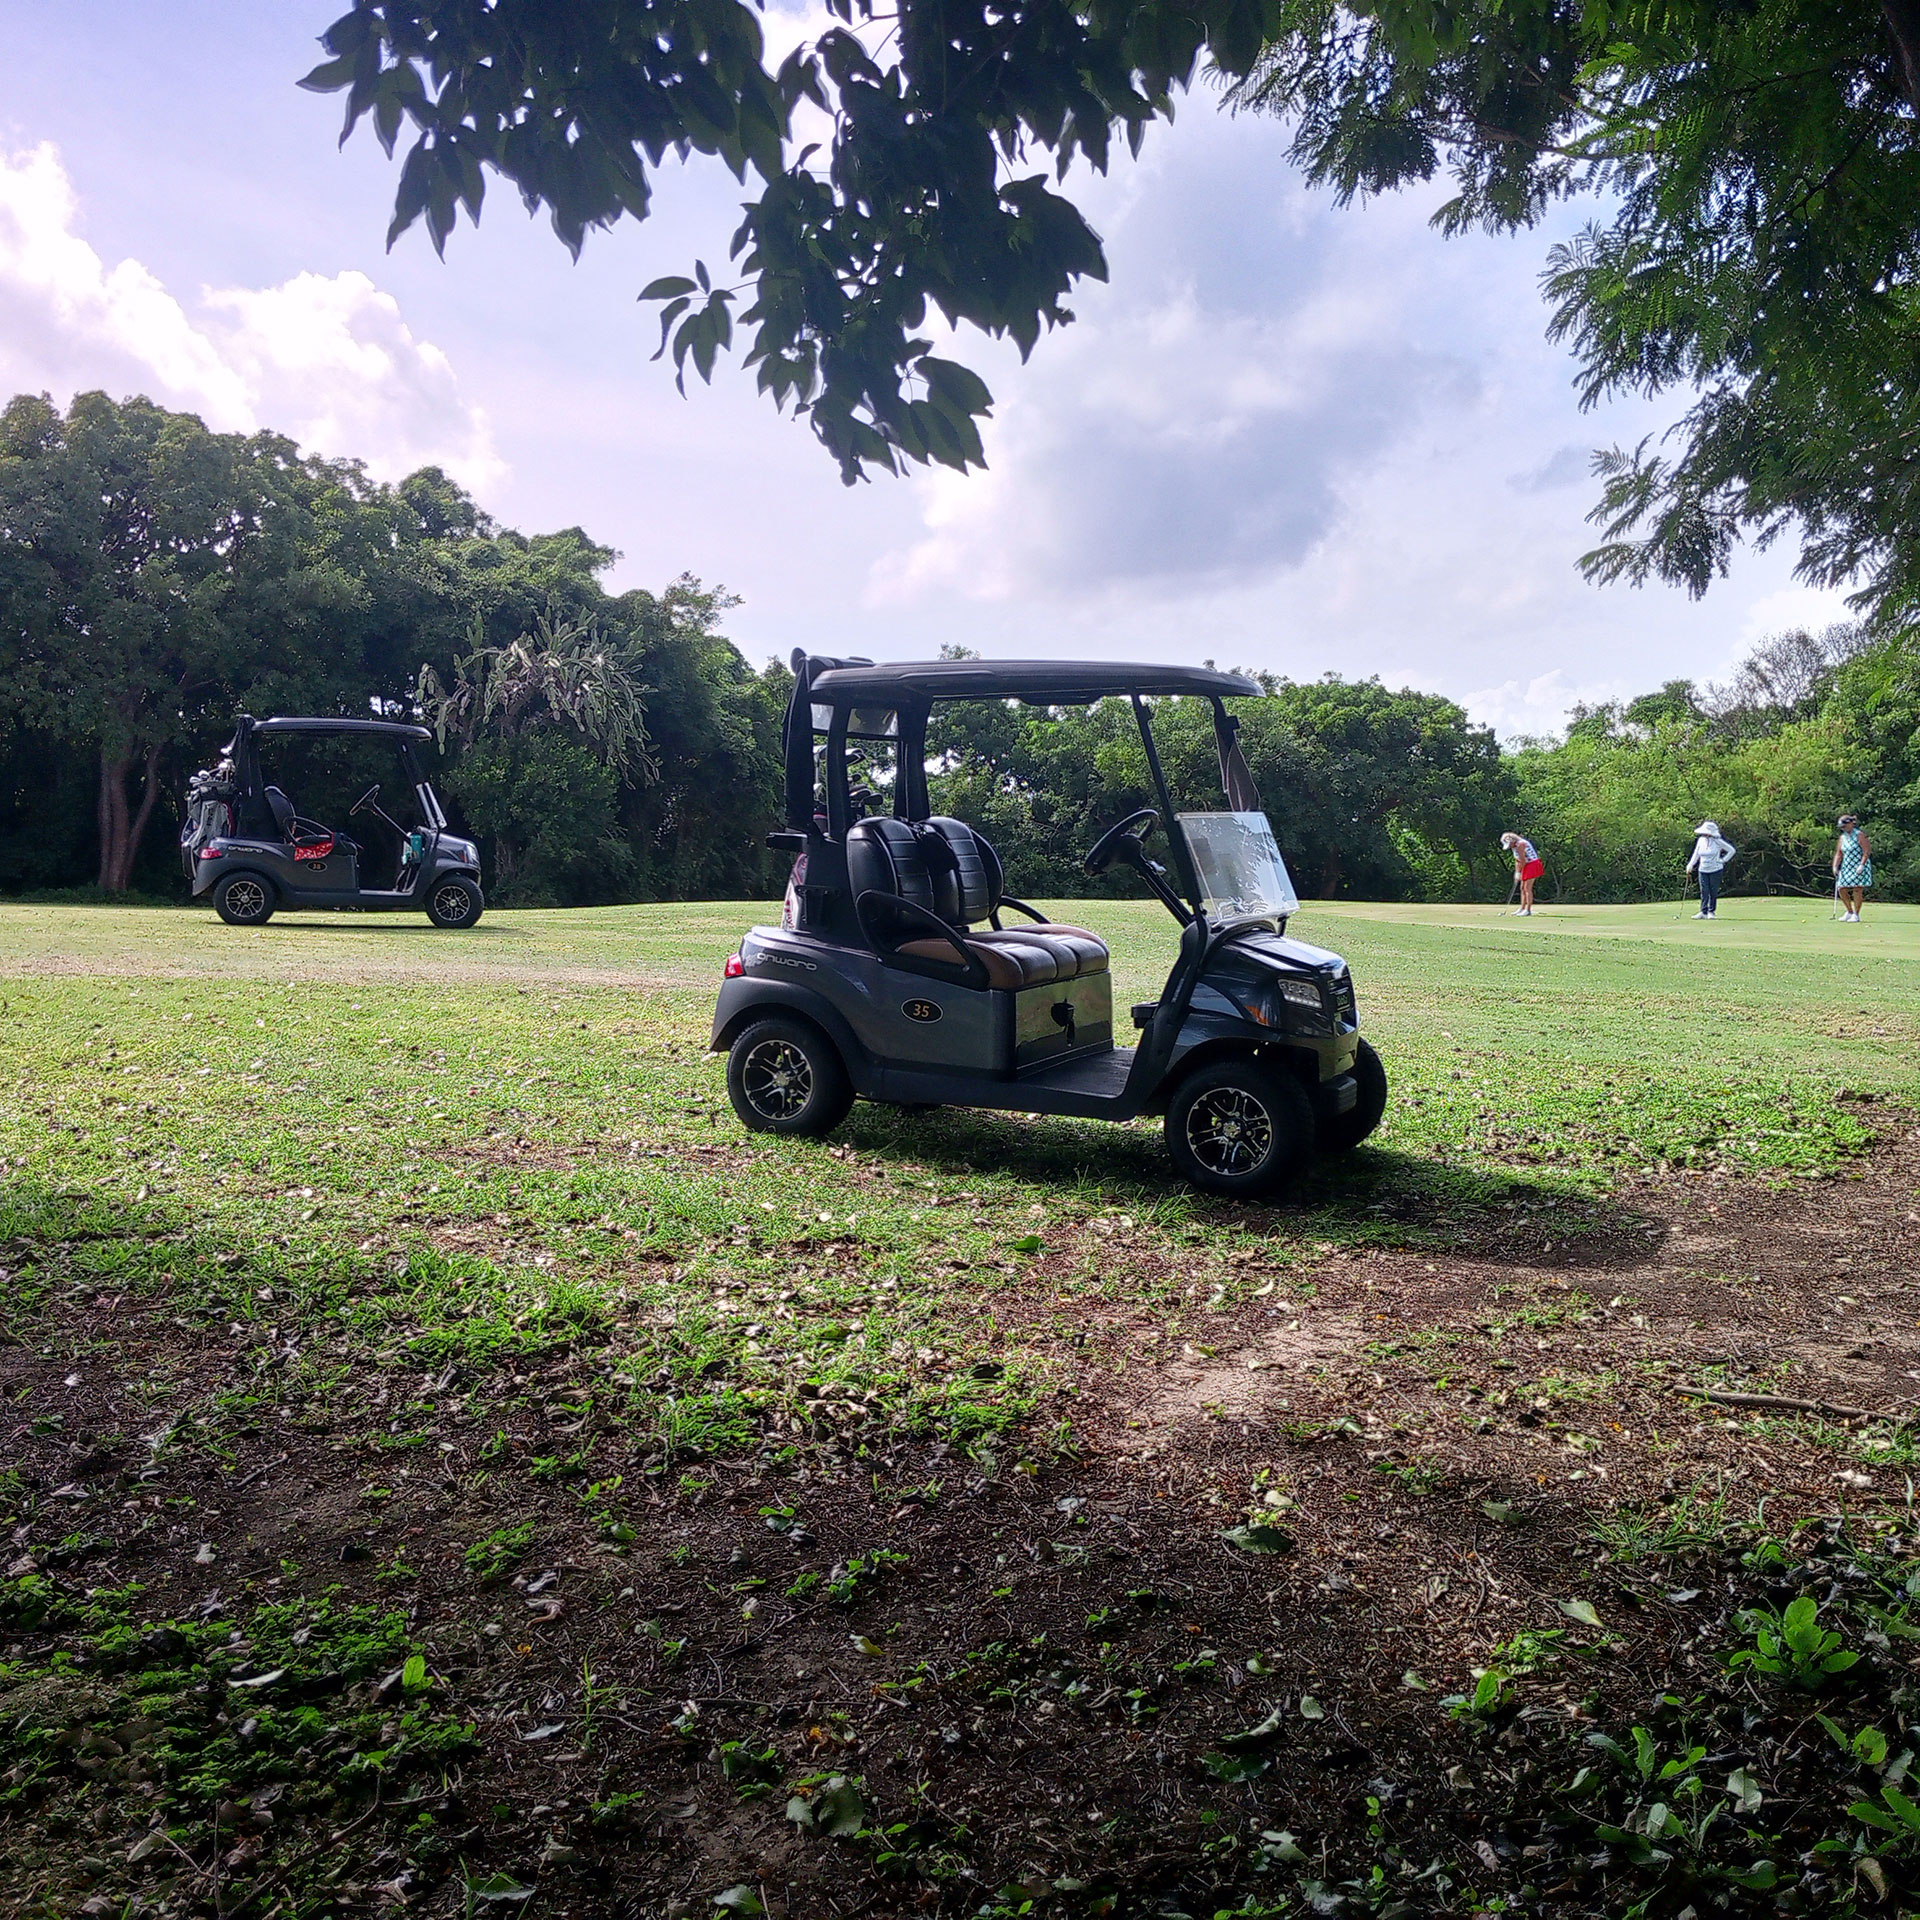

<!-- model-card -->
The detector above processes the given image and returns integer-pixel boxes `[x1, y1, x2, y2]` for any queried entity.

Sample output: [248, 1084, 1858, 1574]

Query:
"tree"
[0, 393, 280, 889]
[417, 604, 657, 898]
[928, 674, 1510, 899]
[1233, 2, 1920, 623]
[305, 2, 1920, 621]
[300, 0, 1284, 485]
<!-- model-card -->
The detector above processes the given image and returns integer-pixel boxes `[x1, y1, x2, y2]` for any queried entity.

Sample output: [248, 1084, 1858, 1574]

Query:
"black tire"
[726, 1016, 854, 1138]
[1319, 1038, 1389, 1155]
[1164, 1056, 1314, 1199]
[213, 871, 275, 927]
[425, 876, 484, 929]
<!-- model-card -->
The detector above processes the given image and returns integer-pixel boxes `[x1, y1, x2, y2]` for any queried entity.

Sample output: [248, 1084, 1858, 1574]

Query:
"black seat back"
[849, 814, 1010, 931]
[845, 817, 938, 916]
[264, 786, 296, 841]
[922, 817, 1000, 926]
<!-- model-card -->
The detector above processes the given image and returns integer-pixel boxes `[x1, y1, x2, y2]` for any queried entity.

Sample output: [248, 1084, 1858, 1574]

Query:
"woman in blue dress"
[1833, 815, 1873, 921]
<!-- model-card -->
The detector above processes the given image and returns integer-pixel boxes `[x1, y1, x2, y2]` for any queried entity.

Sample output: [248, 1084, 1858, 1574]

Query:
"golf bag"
[182, 763, 238, 857]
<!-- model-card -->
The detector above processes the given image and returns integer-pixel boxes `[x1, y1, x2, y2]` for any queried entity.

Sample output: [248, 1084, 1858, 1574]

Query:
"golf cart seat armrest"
[767, 829, 808, 854]
[997, 896, 1048, 924]
[854, 891, 989, 991]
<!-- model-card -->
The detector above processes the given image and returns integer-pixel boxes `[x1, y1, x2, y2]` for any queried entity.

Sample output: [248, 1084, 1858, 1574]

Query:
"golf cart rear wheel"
[1165, 1058, 1313, 1198]
[213, 872, 275, 927]
[1318, 1038, 1388, 1155]
[426, 877, 483, 929]
[727, 1016, 854, 1138]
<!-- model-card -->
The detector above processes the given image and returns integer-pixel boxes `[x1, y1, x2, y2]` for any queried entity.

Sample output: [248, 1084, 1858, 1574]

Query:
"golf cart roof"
[805, 658, 1260, 707]
[248, 716, 433, 742]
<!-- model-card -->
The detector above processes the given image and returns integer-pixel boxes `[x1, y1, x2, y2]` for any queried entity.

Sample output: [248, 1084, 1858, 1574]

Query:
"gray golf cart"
[182, 715, 484, 928]
[709, 654, 1386, 1197]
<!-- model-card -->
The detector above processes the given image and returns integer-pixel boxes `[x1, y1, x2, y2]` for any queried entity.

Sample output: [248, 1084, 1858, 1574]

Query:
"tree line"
[2, 391, 1910, 908]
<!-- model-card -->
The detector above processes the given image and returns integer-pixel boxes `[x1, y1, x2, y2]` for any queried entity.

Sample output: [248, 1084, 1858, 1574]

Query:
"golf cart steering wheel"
[1085, 806, 1161, 876]
[349, 785, 381, 817]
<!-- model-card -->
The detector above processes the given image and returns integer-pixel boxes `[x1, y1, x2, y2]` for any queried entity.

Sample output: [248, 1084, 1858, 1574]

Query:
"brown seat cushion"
[899, 926, 1108, 988]
[970, 927, 1109, 977]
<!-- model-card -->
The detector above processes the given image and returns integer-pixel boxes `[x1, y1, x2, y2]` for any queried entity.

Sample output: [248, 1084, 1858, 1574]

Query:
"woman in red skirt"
[1501, 832, 1544, 915]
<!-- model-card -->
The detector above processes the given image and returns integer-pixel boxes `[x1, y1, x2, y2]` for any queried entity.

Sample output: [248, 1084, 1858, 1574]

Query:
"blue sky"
[0, 1, 1852, 735]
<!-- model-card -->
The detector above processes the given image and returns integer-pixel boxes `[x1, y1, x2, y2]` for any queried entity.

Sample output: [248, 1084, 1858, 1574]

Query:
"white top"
[1687, 834, 1735, 875]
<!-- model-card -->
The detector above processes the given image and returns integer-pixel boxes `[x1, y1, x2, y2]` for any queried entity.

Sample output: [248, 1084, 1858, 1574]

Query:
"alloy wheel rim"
[227, 879, 266, 920]
[743, 1040, 812, 1120]
[1185, 1086, 1274, 1176]
[433, 883, 472, 922]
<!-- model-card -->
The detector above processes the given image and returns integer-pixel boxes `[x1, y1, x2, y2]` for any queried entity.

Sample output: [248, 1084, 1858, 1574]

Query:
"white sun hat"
[1694, 820, 1720, 836]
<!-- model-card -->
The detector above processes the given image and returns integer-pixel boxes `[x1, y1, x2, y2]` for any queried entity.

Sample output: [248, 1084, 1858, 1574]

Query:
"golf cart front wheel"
[727, 1016, 854, 1138]
[426, 877, 484, 928]
[213, 872, 276, 927]
[1165, 1058, 1313, 1199]
[1318, 1038, 1388, 1155]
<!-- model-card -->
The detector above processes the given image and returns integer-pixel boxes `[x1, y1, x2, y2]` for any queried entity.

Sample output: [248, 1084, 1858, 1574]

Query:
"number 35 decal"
[902, 999, 942, 1023]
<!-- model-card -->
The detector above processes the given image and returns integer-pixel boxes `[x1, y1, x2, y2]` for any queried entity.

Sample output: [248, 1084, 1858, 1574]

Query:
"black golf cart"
[182, 715, 484, 929]
[710, 654, 1386, 1196]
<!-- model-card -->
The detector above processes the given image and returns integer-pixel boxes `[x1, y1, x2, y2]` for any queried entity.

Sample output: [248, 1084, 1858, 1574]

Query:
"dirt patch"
[1141, 1312, 1365, 1426]
[5, 1133, 1920, 1917]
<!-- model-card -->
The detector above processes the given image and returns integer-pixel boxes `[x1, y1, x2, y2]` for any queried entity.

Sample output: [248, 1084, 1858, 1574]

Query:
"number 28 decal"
[902, 999, 942, 1023]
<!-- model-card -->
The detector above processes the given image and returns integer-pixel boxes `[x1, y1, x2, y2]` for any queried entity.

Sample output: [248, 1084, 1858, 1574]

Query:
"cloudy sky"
[2, 2, 1852, 736]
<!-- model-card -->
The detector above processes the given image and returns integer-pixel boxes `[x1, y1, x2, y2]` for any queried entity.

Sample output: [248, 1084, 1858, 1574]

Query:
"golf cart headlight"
[1273, 976, 1329, 1030]
[1236, 975, 1326, 1031]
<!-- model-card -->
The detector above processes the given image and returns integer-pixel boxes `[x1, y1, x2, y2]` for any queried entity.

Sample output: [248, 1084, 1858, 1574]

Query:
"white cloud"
[1737, 584, 1856, 646]
[0, 141, 501, 489]
[868, 267, 1476, 609]
[1462, 668, 1629, 740]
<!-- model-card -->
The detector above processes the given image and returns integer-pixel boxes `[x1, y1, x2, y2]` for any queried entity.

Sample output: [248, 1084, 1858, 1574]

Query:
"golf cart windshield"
[1177, 812, 1300, 923]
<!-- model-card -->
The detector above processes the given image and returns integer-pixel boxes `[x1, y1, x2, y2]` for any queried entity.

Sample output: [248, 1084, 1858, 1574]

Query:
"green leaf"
[1726, 1765, 1762, 1813]
[1480, 1499, 1527, 1525]
[1557, 1596, 1603, 1628]
[1881, 1783, 1920, 1832]
[467, 1875, 535, 1902]
[1220, 1524, 1295, 1555]
[299, 53, 358, 94]
[640, 276, 700, 301]
[1297, 1694, 1325, 1720]
[401, 1652, 427, 1693]
[1220, 1706, 1287, 1749]
[713, 1890, 765, 1916]
[787, 1773, 864, 1836]
[1849, 1797, 1903, 1833]
[1204, 1749, 1273, 1782]
[1007, 1234, 1042, 1254]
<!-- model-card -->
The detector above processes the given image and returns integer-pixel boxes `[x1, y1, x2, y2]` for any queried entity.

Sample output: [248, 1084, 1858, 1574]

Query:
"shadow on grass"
[833, 1100, 1659, 1265]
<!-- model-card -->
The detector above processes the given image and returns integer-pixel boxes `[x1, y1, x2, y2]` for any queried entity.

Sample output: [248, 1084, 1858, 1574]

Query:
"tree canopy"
[0, 390, 787, 902]
[307, 0, 1920, 619]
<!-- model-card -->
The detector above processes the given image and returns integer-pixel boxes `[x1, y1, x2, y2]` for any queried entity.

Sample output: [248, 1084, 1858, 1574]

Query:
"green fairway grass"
[0, 893, 1908, 1442]
[4, 898, 1916, 1916]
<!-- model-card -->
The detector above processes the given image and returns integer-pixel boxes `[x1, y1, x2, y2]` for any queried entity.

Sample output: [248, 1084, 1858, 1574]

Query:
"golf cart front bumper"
[1312, 1070, 1359, 1117]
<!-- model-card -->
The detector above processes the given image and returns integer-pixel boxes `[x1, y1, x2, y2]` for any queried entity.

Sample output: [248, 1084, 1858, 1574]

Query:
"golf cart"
[710, 654, 1386, 1196]
[181, 715, 484, 928]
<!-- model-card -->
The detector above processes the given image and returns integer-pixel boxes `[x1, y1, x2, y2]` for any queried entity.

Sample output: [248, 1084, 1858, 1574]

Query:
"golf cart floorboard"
[874, 1046, 1139, 1120]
